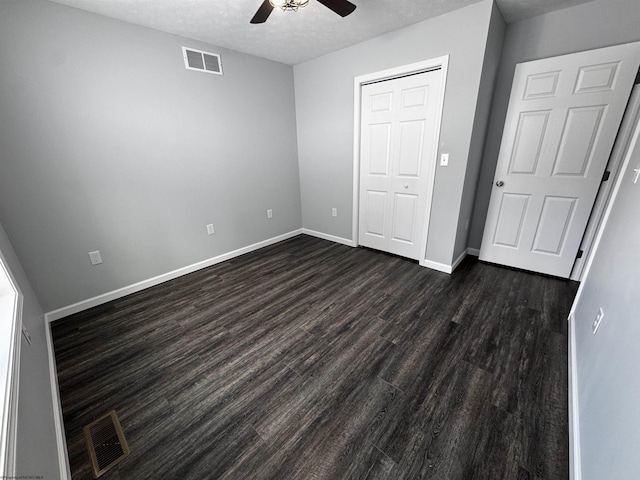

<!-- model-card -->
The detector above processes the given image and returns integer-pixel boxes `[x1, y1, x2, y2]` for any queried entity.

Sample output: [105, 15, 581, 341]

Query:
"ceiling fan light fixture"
[268, 0, 309, 12]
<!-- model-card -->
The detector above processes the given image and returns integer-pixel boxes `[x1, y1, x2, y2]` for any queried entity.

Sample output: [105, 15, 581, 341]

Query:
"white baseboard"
[420, 259, 453, 274]
[45, 229, 303, 322]
[420, 250, 467, 275]
[44, 318, 71, 480]
[451, 250, 467, 271]
[301, 229, 356, 247]
[466, 247, 480, 256]
[568, 312, 582, 480]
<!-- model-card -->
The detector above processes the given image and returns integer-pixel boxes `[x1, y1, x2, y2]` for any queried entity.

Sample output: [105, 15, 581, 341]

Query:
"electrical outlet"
[88, 250, 103, 266]
[267, 209, 273, 219]
[592, 307, 605, 334]
[206, 224, 215, 235]
[440, 153, 449, 167]
[332, 208, 337, 218]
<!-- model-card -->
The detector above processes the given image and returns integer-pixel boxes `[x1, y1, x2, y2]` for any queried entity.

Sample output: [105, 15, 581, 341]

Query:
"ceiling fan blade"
[250, 0, 274, 24]
[316, 0, 356, 17]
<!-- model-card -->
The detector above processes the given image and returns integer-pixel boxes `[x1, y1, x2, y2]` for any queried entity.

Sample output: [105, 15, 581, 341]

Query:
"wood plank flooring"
[51, 235, 578, 479]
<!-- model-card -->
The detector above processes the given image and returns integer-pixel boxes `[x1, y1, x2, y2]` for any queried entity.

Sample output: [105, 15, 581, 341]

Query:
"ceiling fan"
[250, 0, 356, 24]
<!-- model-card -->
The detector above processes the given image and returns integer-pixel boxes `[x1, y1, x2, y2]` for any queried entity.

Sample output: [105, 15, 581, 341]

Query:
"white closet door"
[359, 69, 443, 260]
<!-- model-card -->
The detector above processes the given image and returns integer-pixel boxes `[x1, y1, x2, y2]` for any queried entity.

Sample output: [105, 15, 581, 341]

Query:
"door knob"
[404, 184, 409, 189]
[496, 180, 505, 187]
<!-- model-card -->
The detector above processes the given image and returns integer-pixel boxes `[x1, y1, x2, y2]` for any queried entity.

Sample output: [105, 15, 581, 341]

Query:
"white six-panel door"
[480, 43, 640, 277]
[358, 69, 443, 260]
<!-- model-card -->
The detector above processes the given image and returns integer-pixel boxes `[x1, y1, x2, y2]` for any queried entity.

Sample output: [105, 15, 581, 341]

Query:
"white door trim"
[0, 251, 23, 478]
[570, 84, 640, 280]
[352, 56, 449, 263]
[45, 320, 71, 479]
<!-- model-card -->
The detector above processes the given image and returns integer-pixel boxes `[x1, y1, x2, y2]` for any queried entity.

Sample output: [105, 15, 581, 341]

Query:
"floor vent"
[83, 410, 130, 478]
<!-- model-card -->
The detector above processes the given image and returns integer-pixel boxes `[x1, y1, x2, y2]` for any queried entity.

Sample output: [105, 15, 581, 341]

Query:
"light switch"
[22, 326, 32, 345]
[592, 307, 604, 334]
[440, 153, 449, 167]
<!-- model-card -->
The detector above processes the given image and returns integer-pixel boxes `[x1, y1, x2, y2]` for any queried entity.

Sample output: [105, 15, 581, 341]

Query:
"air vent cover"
[83, 410, 130, 478]
[182, 46, 223, 75]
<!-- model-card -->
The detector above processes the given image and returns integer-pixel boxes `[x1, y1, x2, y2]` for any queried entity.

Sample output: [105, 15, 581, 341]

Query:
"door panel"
[402, 86, 428, 108]
[364, 191, 387, 236]
[367, 124, 391, 175]
[574, 62, 619, 93]
[493, 194, 530, 248]
[524, 71, 561, 99]
[391, 193, 418, 243]
[397, 120, 424, 176]
[531, 196, 577, 254]
[370, 92, 393, 111]
[359, 69, 443, 260]
[509, 111, 550, 174]
[480, 42, 640, 277]
[552, 106, 606, 176]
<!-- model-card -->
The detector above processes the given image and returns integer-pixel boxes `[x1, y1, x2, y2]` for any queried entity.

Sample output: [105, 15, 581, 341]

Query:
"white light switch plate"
[22, 326, 32, 345]
[440, 153, 449, 167]
[592, 307, 604, 334]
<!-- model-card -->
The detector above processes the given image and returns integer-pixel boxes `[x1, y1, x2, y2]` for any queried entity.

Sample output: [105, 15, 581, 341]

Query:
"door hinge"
[602, 170, 611, 182]
[576, 249, 584, 259]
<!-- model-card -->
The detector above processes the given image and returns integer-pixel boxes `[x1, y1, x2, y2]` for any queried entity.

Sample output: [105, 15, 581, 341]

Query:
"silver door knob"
[496, 180, 505, 187]
[404, 184, 409, 189]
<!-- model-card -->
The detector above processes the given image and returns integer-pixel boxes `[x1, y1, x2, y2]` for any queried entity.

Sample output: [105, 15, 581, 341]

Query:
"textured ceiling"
[496, 0, 594, 23]
[44, 0, 594, 65]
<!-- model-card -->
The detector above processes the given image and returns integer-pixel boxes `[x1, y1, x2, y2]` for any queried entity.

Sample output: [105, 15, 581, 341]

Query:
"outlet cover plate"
[89, 251, 103, 266]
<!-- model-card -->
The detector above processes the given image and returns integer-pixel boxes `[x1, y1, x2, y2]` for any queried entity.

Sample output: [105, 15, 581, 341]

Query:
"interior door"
[479, 42, 640, 277]
[358, 69, 443, 260]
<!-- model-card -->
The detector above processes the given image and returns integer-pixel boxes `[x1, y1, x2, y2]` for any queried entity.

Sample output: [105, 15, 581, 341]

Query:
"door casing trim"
[352, 56, 450, 264]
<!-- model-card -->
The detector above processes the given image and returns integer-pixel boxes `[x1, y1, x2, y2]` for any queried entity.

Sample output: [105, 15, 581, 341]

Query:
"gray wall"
[0, 0, 301, 312]
[294, 0, 494, 266]
[0, 222, 61, 478]
[572, 123, 640, 480]
[453, 2, 505, 258]
[468, 0, 640, 249]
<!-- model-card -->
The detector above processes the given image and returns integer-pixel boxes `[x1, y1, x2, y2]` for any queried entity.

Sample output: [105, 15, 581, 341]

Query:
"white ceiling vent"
[182, 47, 223, 76]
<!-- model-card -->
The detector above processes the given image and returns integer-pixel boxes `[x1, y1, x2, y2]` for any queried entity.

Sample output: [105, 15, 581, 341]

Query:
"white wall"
[294, 0, 495, 267]
[469, 0, 640, 249]
[0, 222, 61, 478]
[571, 116, 640, 480]
[0, 0, 301, 312]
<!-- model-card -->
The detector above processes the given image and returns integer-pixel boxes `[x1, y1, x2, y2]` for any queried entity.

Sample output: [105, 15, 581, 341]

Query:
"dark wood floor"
[52, 235, 578, 479]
